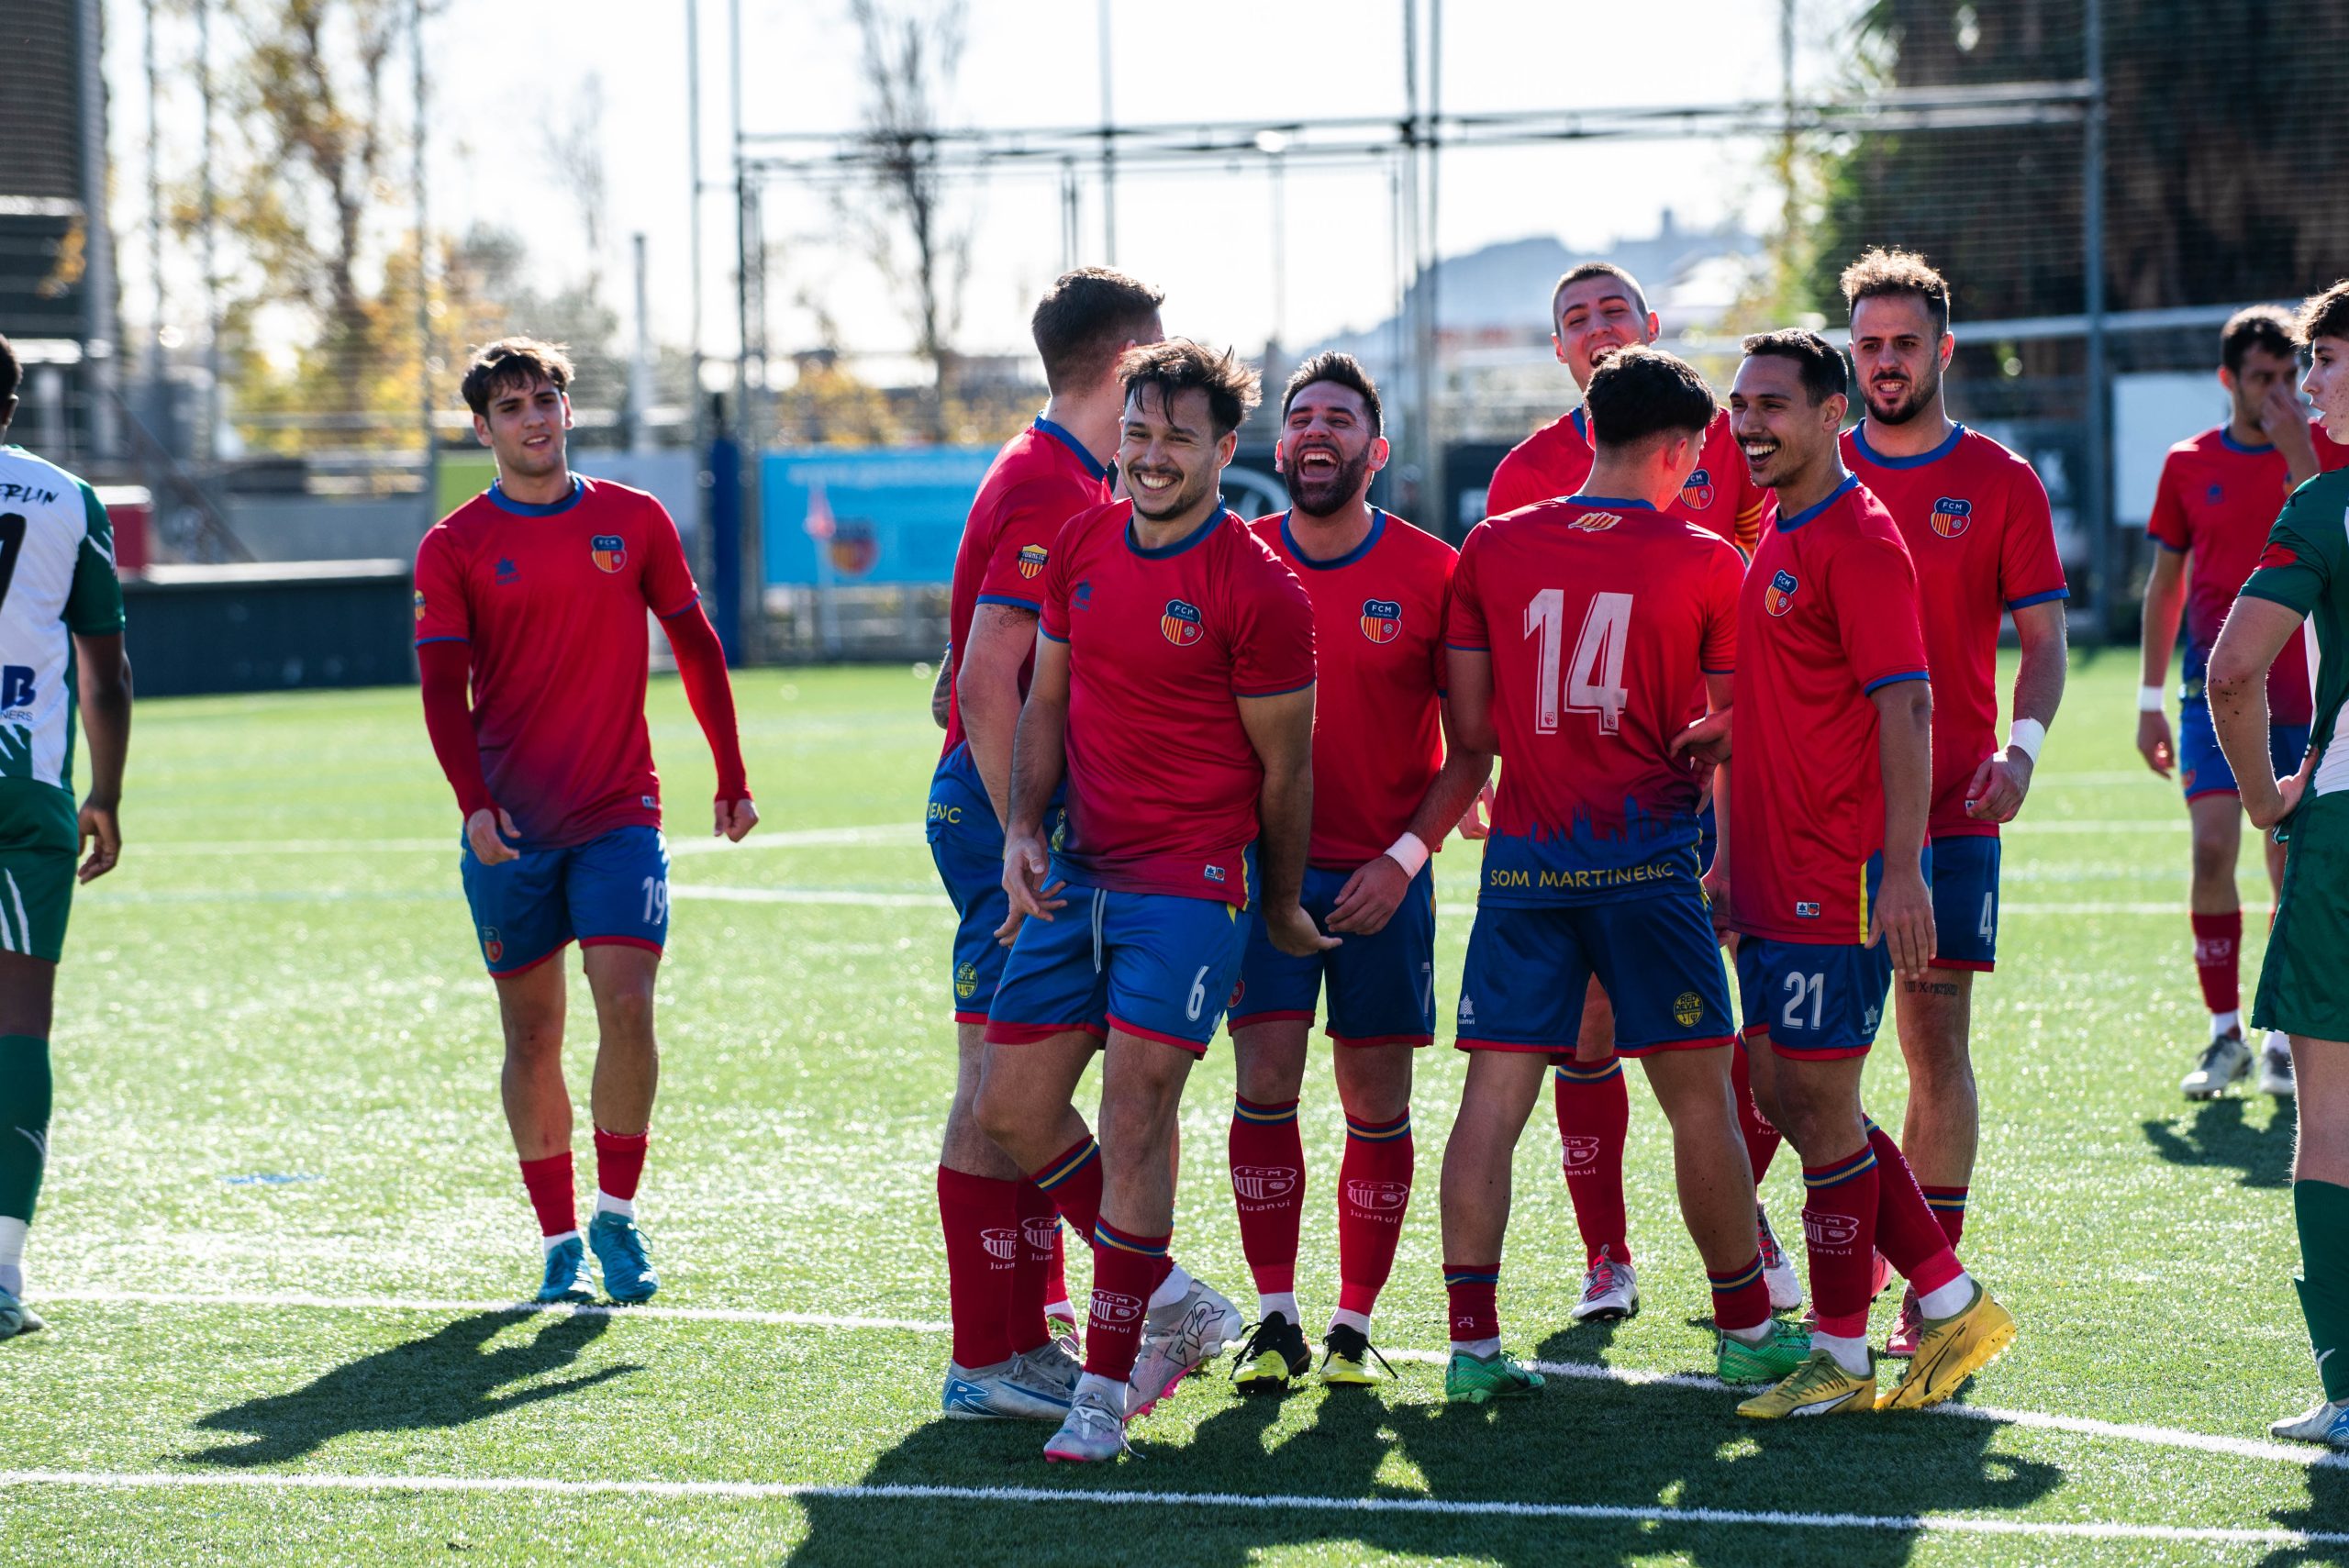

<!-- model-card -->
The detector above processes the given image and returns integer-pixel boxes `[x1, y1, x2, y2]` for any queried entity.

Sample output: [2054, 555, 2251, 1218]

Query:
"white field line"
[671, 886, 937, 908]
[0, 1469, 2335, 1546]
[41, 1290, 2349, 1474]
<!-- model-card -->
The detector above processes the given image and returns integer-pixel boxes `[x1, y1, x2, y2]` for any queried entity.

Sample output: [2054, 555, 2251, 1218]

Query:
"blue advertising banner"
[761, 448, 996, 586]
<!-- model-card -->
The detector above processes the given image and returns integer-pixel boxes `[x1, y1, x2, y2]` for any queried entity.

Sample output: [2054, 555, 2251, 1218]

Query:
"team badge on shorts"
[1675, 991, 1705, 1028]
[1017, 543, 1050, 579]
[1360, 598, 1402, 644]
[1681, 468, 1716, 509]
[590, 535, 628, 573]
[1932, 497, 1973, 539]
[1162, 598, 1203, 646]
[1765, 569, 1798, 617]
[954, 961, 979, 1001]
[1570, 510, 1622, 532]
[481, 927, 505, 964]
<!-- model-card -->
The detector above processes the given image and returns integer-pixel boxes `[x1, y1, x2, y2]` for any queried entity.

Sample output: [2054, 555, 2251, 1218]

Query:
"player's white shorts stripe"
[5, 872, 29, 951]
[0, 887, 16, 952]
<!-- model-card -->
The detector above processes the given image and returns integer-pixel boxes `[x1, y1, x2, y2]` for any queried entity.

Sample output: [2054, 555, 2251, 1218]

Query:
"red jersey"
[1730, 474, 1931, 944]
[1843, 424, 2068, 840]
[413, 477, 700, 851]
[1486, 406, 1769, 551]
[1251, 508, 1454, 869]
[1445, 495, 1742, 906]
[2148, 420, 2349, 726]
[1038, 501, 1316, 905]
[941, 417, 1115, 763]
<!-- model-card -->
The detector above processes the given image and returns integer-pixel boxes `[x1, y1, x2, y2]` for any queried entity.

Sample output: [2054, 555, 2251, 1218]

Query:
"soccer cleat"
[1128, 1277, 1246, 1418]
[1885, 1287, 1923, 1358]
[1756, 1207, 1803, 1311]
[536, 1236, 596, 1304]
[2260, 1031, 2297, 1098]
[2270, 1396, 2349, 1448]
[1047, 1306, 1081, 1360]
[1878, 1282, 2015, 1409]
[1568, 1245, 1640, 1323]
[1443, 1349, 1546, 1405]
[1715, 1319, 1813, 1385]
[1230, 1311, 1311, 1395]
[0, 1284, 44, 1341]
[942, 1357, 1074, 1421]
[1042, 1380, 1130, 1462]
[2182, 1030, 2253, 1099]
[1736, 1348, 1876, 1418]
[586, 1210, 660, 1303]
[1319, 1323, 1397, 1386]
[1014, 1338, 1082, 1401]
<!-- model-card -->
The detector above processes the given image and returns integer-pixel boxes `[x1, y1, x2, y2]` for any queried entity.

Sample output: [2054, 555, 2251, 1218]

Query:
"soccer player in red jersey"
[1485, 264, 1776, 1320]
[1837, 250, 2070, 1357]
[2137, 305, 2349, 1103]
[1220, 352, 1486, 1392]
[928, 269, 1164, 1422]
[413, 340, 756, 1307]
[1436, 347, 1808, 1404]
[1713, 330, 2013, 1417]
[972, 340, 1323, 1462]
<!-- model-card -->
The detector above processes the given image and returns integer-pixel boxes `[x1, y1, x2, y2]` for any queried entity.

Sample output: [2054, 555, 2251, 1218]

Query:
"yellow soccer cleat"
[1878, 1282, 2015, 1410]
[1318, 1324, 1397, 1386]
[1230, 1312, 1311, 1396]
[1735, 1349, 1877, 1418]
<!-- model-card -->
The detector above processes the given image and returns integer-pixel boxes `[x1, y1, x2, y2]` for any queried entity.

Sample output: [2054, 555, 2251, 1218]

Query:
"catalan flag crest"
[1681, 467, 1716, 509]
[1931, 496, 1973, 538]
[1765, 568, 1798, 617]
[1162, 597, 1203, 647]
[1360, 597, 1402, 644]
[1017, 543, 1050, 579]
[590, 534, 628, 573]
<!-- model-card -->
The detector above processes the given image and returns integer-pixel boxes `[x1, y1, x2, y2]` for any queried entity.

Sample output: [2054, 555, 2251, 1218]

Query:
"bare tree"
[540, 74, 609, 303]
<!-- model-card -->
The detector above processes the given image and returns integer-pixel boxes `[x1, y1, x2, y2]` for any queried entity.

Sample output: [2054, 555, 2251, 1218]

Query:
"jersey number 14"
[1524, 589, 1631, 735]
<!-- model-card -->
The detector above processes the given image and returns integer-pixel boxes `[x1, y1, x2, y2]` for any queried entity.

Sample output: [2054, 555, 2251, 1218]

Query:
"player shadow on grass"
[184, 1308, 641, 1468]
[2260, 1458, 2349, 1568]
[785, 1360, 2060, 1568]
[2141, 1095, 2293, 1189]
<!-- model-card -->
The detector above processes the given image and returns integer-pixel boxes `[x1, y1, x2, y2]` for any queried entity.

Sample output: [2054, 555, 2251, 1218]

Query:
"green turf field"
[3, 651, 2342, 1566]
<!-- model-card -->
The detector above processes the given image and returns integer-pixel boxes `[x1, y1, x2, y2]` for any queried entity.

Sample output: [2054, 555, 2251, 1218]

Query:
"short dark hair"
[0, 334, 18, 404]
[1839, 247, 1953, 339]
[1279, 350, 1383, 438]
[461, 338, 574, 417]
[1119, 339, 1261, 439]
[2297, 280, 2349, 348]
[1031, 267, 1165, 395]
[1550, 261, 1648, 325]
[1583, 346, 1717, 449]
[1741, 328, 1850, 405]
[2221, 305, 2298, 373]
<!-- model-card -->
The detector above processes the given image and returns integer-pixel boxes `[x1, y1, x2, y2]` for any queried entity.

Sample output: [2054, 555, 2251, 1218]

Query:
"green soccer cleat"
[0, 1284, 45, 1341]
[1716, 1318, 1812, 1385]
[1736, 1348, 1876, 1418]
[536, 1236, 595, 1304]
[587, 1211, 660, 1303]
[1443, 1349, 1545, 1405]
[1230, 1312, 1312, 1395]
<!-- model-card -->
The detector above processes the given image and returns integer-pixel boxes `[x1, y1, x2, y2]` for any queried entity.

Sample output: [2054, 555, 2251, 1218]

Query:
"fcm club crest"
[1681, 467, 1717, 509]
[1344, 1178, 1411, 1214]
[1561, 1134, 1600, 1171]
[1765, 569, 1799, 617]
[1161, 597, 1203, 646]
[480, 927, 505, 965]
[1090, 1289, 1144, 1326]
[590, 534, 628, 573]
[1360, 597, 1402, 644]
[1931, 496, 1973, 539]
[1017, 543, 1050, 579]
[1231, 1164, 1299, 1202]
[979, 1227, 1019, 1262]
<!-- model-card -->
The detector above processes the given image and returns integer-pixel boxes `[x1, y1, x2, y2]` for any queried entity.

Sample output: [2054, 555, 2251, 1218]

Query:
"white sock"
[1813, 1329, 1872, 1377]
[1146, 1262, 1192, 1314]
[1329, 1307, 1373, 1337]
[2212, 1009, 2243, 1037]
[1045, 1296, 1075, 1318]
[1917, 1271, 1976, 1321]
[1074, 1371, 1127, 1411]
[1256, 1290, 1298, 1325]
[1722, 1318, 1775, 1347]
[0, 1216, 26, 1297]
[1451, 1336, 1502, 1359]
[595, 1190, 635, 1219]
[540, 1228, 581, 1255]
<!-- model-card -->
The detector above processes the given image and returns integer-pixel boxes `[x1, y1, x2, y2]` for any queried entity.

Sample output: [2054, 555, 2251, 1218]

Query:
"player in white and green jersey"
[0, 334, 134, 1340]
[2207, 280, 2349, 1448]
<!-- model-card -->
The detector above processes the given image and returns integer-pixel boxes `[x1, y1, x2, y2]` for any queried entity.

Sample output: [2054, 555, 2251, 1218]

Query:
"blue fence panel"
[761, 447, 997, 587]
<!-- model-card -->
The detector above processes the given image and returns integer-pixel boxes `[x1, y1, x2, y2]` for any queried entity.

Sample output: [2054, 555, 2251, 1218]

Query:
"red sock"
[1731, 1038, 1783, 1184]
[1047, 1225, 1071, 1307]
[1920, 1184, 1968, 1248]
[518, 1151, 578, 1239]
[937, 1167, 1018, 1368]
[1554, 1059, 1630, 1267]
[1034, 1135, 1102, 1244]
[1708, 1253, 1772, 1335]
[1008, 1180, 1059, 1354]
[1865, 1124, 1964, 1296]
[1085, 1220, 1167, 1382]
[1442, 1262, 1500, 1345]
[1800, 1147, 1881, 1338]
[1229, 1095, 1304, 1298]
[1335, 1109, 1414, 1319]
[2191, 909, 2243, 1017]
[592, 1127, 649, 1202]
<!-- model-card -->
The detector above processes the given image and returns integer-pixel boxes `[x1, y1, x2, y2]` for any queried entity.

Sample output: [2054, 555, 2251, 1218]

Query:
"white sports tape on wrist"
[2138, 684, 2166, 713]
[1384, 831, 1431, 878]
[2007, 718, 2046, 763]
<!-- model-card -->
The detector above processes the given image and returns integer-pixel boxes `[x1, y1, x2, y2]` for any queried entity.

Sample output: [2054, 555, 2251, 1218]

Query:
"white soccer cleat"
[1013, 1338, 1081, 1400]
[941, 1356, 1074, 1421]
[1569, 1245, 1640, 1323]
[1042, 1380, 1130, 1462]
[1127, 1277, 1246, 1418]
[2270, 1396, 2349, 1448]
[2181, 1030, 2253, 1100]
[1756, 1207, 1803, 1312]
[2259, 1032, 2296, 1098]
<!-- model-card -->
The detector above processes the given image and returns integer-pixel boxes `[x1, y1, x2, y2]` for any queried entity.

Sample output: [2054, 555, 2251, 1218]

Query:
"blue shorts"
[2180, 695, 2310, 803]
[1453, 890, 1735, 1056]
[1736, 938, 1892, 1059]
[1230, 862, 1437, 1046]
[985, 868, 1253, 1056]
[1928, 834, 2001, 972]
[460, 824, 670, 978]
[1698, 801, 1718, 875]
[926, 753, 1065, 1023]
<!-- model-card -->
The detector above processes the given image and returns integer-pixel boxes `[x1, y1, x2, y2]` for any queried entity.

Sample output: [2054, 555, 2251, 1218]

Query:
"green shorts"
[2254, 790, 2349, 1042]
[0, 845, 73, 964]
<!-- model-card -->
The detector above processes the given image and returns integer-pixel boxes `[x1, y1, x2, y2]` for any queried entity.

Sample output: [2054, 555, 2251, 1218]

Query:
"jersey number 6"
[1524, 588, 1632, 735]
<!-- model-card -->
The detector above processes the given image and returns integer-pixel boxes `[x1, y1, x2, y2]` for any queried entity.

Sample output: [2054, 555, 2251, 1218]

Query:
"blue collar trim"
[1281, 507, 1386, 571]
[2219, 428, 2275, 456]
[486, 475, 586, 517]
[1777, 472, 1860, 532]
[1562, 494, 1657, 512]
[1034, 416, 1111, 483]
[1571, 406, 1590, 444]
[1128, 503, 1230, 560]
[1852, 422, 1965, 470]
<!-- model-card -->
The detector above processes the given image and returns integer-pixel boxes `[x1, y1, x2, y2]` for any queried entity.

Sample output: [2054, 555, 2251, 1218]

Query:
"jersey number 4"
[1524, 589, 1631, 734]
[0, 514, 25, 610]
